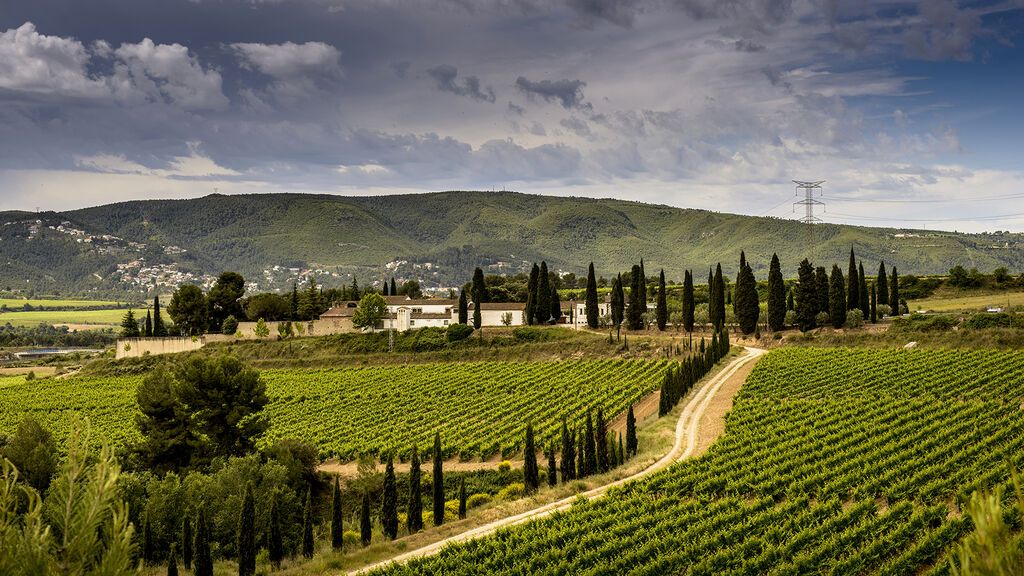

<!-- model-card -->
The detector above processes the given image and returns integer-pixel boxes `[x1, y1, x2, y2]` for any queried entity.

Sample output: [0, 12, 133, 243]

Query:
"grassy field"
[0, 297, 127, 309]
[370, 347, 1024, 575]
[0, 307, 142, 327]
[909, 290, 1024, 312]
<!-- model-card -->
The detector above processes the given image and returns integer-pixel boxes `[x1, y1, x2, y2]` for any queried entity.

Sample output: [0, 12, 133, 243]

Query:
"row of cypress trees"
[658, 327, 731, 416]
[525, 261, 563, 325]
[794, 250, 902, 331]
[553, 407, 635, 484]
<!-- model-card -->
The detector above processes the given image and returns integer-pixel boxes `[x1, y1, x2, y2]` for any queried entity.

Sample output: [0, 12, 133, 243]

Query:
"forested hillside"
[2, 191, 1022, 295]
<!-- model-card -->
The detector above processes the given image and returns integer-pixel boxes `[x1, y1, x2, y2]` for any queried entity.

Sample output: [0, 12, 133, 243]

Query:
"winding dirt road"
[348, 346, 766, 575]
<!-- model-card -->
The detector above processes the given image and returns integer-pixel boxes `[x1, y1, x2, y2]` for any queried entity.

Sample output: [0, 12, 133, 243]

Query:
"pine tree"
[547, 446, 557, 487]
[639, 259, 648, 311]
[458, 478, 467, 519]
[268, 495, 283, 569]
[194, 508, 213, 576]
[458, 289, 468, 324]
[655, 269, 668, 331]
[847, 248, 859, 311]
[766, 254, 785, 331]
[858, 263, 869, 319]
[889, 266, 900, 316]
[167, 543, 179, 576]
[815, 266, 830, 318]
[682, 270, 695, 332]
[829, 265, 847, 328]
[627, 264, 644, 330]
[595, 408, 609, 472]
[238, 482, 256, 576]
[626, 404, 638, 457]
[331, 477, 344, 550]
[795, 259, 817, 332]
[611, 274, 625, 332]
[432, 432, 444, 527]
[407, 445, 423, 533]
[877, 262, 889, 315]
[360, 491, 372, 547]
[584, 413, 597, 476]
[525, 263, 539, 325]
[302, 489, 314, 558]
[870, 282, 878, 323]
[153, 295, 167, 337]
[182, 517, 193, 571]
[537, 262, 551, 324]
[120, 309, 140, 338]
[585, 262, 599, 329]
[523, 422, 539, 493]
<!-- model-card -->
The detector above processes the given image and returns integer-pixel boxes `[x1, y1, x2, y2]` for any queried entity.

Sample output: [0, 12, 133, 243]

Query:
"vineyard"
[373, 347, 1024, 575]
[0, 359, 668, 460]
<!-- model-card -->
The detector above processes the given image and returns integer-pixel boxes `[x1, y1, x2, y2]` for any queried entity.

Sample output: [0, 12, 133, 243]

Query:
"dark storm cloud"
[515, 76, 589, 110]
[427, 65, 497, 103]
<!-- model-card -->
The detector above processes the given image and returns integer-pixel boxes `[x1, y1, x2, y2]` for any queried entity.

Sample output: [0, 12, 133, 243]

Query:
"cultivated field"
[0, 359, 669, 459]
[910, 290, 1024, 312]
[0, 297, 126, 309]
[372, 347, 1024, 575]
[0, 307, 142, 328]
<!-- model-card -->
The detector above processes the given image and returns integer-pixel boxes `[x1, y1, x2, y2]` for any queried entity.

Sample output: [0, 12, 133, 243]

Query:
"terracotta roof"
[477, 302, 525, 310]
[321, 306, 356, 318]
[384, 296, 457, 306]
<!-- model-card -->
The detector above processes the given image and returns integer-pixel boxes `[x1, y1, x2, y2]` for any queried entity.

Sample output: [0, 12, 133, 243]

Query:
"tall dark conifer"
[639, 259, 647, 311]
[268, 495, 283, 569]
[585, 262, 599, 329]
[152, 295, 166, 337]
[458, 478, 467, 519]
[142, 510, 154, 565]
[584, 413, 597, 476]
[858, 263, 869, 319]
[432, 432, 444, 527]
[815, 266, 830, 317]
[767, 254, 785, 332]
[407, 445, 423, 533]
[471, 267, 487, 304]
[656, 269, 668, 331]
[525, 263, 539, 325]
[381, 456, 398, 540]
[560, 420, 575, 482]
[870, 282, 878, 323]
[595, 408, 609, 473]
[682, 270, 695, 332]
[576, 428, 586, 479]
[734, 253, 759, 335]
[360, 491, 372, 547]
[829, 265, 847, 328]
[473, 297, 481, 330]
[182, 517, 193, 571]
[550, 285, 561, 323]
[331, 477, 343, 550]
[167, 543, 179, 576]
[301, 489, 314, 558]
[144, 310, 153, 337]
[458, 289, 468, 324]
[611, 274, 625, 332]
[193, 508, 213, 576]
[390, 277, 397, 295]
[536, 262, 551, 324]
[890, 267, 900, 316]
[626, 404, 637, 457]
[523, 423, 539, 493]
[238, 483, 256, 576]
[795, 259, 817, 332]
[547, 447, 557, 487]
[626, 264, 644, 330]
[713, 264, 726, 328]
[878, 262, 889, 315]
[846, 249, 859, 311]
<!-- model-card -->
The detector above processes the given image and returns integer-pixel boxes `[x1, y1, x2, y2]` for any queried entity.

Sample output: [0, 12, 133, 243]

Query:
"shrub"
[466, 493, 491, 509]
[496, 482, 525, 501]
[891, 313, 957, 332]
[846, 309, 864, 328]
[814, 312, 829, 327]
[877, 304, 892, 318]
[342, 530, 361, 548]
[964, 313, 1024, 330]
[784, 310, 797, 327]
[410, 327, 447, 352]
[447, 324, 474, 342]
[221, 315, 239, 335]
[497, 461, 512, 473]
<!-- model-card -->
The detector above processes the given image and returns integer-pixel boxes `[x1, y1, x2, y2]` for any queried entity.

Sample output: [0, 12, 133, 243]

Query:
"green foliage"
[585, 262, 599, 329]
[432, 432, 444, 527]
[682, 270, 695, 332]
[168, 284, 208, 337]
[244, 293, 290, 322]
[268, 495, 283, 568]
[120, 309, 141, 337]
[301, 489, 314, 558]
[253, 318, 269, 338]
[734, 253, 759, 335]
[135, 365, 196, 473]
[627, 264, 644, 330]
[458, 479, 467, 519]
[626, 405, 637, 457]
[360, 491, 372, 547]
[767, 254, 785, 332]
[237, 482, 256, 576]
[795, 259, 817, 332]
[353, 292, 388, 330]
[193, 507, 212, 576]
[0, 417, 56, 493]
[221, 314, 238, 335]
[381, 456, 398, 540]
[208, 272, 245, 332]
[829, 265, 847, 328]
[523, 423, 538, 494]
[407, 445, 423, 533]
[656, 269, 668, 331]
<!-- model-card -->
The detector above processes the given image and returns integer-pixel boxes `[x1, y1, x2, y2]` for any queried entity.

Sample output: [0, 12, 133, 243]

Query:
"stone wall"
[116, 337, 207, 359]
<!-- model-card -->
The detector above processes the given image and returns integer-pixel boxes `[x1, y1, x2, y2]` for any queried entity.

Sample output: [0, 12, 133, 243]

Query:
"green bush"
[496, 482, 525, 501]
[447, 324, 474, 342]
[466, 493, 491, 509]
[964, 313, 1024, 330]
[221, 315, 239, 335]
[891, 313, 957, 332]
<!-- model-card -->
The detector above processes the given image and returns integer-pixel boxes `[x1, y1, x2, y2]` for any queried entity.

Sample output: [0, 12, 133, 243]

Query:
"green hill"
[1, 191, 1021, 295]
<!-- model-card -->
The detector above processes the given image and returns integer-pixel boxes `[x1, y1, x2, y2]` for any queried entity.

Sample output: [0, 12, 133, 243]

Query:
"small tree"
[407, 445, 423, 533]
[120, 309, 141, 337]
[168, 284, 209, 337]
[523, 423, 539, 493]
[585, 262, 599, 329]
[626, 404, 638, 457]
[767, 254, 785, 332]
[254, 318, 270, 338]
[221, 314, 239, 335]
[353, 292, 388, 331]
[458, 478, 467, 519]
[237, 483, 256, 576]
[331, 477, 343, 550]
[360, 491, 372, 547]
[432, 432, 444, 527]
[381, 456, 398, 539]
[268, 495, 283, 569]
[194, 508, 213, 576]
[500, 311, 513, 326]
[301, 489, 314, 558]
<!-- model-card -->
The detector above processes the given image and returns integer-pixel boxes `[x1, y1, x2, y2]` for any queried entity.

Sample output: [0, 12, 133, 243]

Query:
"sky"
[0, 0, 1022, 232]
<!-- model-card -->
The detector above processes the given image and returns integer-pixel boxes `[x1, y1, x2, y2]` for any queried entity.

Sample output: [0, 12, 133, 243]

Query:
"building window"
[410, 320, 415, 326]
[444, 320, 449, 325]
[413, 307, 422, 314]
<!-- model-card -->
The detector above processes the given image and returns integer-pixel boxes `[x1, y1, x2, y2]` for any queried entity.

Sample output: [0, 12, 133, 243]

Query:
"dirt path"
[348, 346, 766, 575]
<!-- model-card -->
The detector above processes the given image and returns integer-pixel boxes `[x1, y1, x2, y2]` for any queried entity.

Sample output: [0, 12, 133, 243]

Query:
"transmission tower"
[793, 180, 826, 224]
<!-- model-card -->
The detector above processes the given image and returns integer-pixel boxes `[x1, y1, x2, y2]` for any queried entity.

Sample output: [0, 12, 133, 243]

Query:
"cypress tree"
[407, 445, 423, 533]
[611, 274, 625, 332]
[735, 254, 759, 335]
[238, 483, 256, 576]
[595, 407, 609, 473]
[815, 266, 830, 317]
[627, 264, 643, 330]
[382, 456, 398, 539]
[432, 432, 444, 527]
[889, 266, 900, 316]
[523, 423, 539, 493]
[767, 254, 785, 332]
[182, 517, 193, 571]
[878, 262, 889, 315]
[550, 285, 561, 323]
[458, 289, 468, 324]
[576, 429, 586, 479]
[458, 478, 467, 519]
[626, 404, 638, 457]
[473, 297, 481, 330]
[847, 248, 859, 310]
[383, 279, 389, 296]
[167, 543, 179, 576]
[547, 446, 557, 487]
[194, 508, 213, 576]
[302, 489, 314, 558]
[360, 491, 372, 547]
[713, 264, 726, 328]
[858, 263, 869, 319]
[829, 265, 847, 328]
[290, 283, 300, 318]
[795, 259, 817, 332]
[787, 288, 795, 311]
[682, 270, 695, 332]
[525, 263, 539, 325]
[331, 477, 344, 550]
[584, 413, 597, 476]
[618, 433, 625, 467]
[144, 310, 153, 337]
[639, 259, 647, 311]
[707, 268, 716, 328]
[153, 295, 167, 337]
[269, 495, 283, 569]
[655, 269, 668, 330]
[142, 509, 154, 565]
[471, 267, 487, 303]
[870, 282, 878, 323]
[536, 262, 551, 324]
[391, 277, 397, 295]
[559, 419, 572, 482]
[585, 262, 599, 329]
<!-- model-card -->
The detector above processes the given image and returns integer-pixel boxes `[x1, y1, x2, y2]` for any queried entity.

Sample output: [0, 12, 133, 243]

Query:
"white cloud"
[0, 22, 108, 98]
[112, 39, 228, 110]
[231, 41, 342, 79]
[73, 142, 239, 178]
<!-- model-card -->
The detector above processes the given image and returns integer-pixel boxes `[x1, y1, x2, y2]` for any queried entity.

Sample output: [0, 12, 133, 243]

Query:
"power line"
[826, 210, 1024, 223]
[821, 191, 1024, 204]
